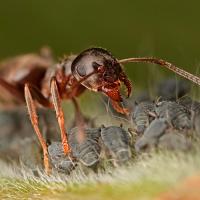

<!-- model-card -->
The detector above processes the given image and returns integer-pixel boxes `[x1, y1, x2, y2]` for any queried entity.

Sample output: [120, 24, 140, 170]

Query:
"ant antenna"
[119, 57, 200, 86]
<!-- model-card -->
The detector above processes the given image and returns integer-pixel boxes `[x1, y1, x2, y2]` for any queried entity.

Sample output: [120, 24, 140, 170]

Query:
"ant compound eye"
[77, 65, 86, 77]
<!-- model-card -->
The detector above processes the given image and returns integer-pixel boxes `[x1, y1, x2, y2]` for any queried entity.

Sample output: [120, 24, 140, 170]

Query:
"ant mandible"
[0, 47, 200, 174]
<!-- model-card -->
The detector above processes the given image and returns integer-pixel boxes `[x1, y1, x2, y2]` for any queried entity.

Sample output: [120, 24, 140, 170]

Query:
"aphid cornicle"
[1, 47, 200, 173]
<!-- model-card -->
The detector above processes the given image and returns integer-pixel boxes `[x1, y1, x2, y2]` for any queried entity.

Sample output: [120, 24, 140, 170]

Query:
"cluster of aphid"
[48, 125, 132, 173]
[133, 79, 200, 152]
[0, 47, 200, 175]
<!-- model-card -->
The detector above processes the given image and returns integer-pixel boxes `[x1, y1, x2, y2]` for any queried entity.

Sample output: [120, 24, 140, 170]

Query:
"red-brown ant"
[0, 47, 200, 174]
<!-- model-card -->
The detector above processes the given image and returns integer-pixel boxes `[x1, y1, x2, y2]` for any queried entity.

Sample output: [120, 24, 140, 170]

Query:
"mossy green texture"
[0, 178, 169, 200]
[1, 150, 200, 200]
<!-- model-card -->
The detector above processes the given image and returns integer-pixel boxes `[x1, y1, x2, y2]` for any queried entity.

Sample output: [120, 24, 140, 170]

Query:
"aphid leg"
[72, 98, 86, 143]
[50, 77, 71, 155]
[127, 128, 138, 145]
[24, 83, 50, 174]
[0, 77, 24, 102]
[148, 111, 157, 118]
[111, 100, 129, 115]
[119, 58, 200, 86]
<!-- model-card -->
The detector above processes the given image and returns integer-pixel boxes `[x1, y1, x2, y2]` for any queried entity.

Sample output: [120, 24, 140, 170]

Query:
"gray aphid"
[155, 101, 191, 129]
[177, 96, 200, 136]
[68, 127, 101, 167]
[100, 126, 132, 165]
[158, 132, 191, 151]
[135, 118, 167, 152]
[48, 142, 75, 174]
[132, 101, 155, 134]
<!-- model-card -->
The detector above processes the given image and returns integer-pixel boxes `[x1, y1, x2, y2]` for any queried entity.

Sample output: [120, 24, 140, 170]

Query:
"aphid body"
[135, 118, 167, 152]
[100, 125, 132, 165]
[155, 101, 191, 130]
[68, 127, 101, 167]
[48, 142, 75, 173]
[132, 101, 155, 134]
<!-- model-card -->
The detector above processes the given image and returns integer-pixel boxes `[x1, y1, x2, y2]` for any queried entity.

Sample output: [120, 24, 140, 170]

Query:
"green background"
[0, 0, 200, 88]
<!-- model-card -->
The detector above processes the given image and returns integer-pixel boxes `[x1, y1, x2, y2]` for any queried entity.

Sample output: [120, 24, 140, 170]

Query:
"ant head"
[71, 47, 132, 102]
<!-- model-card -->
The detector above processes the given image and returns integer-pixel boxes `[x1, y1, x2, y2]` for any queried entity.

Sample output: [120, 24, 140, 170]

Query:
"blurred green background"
[0, 0, 200, 89]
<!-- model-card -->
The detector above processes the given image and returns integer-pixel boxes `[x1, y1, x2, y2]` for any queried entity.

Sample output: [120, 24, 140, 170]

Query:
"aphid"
[132, 101, 155, 134]
[158, 131, 191, 151]
[100, 125, 132, 165]
[48, 142, 75, 174]
[178, 96, 200, 136]
[1, 47, 200, 173]
[193, 113, 200, 137]
[68, 127, 101, 167]
[155, 101, 191, 130]
[178, 96, 200, 113]
[156, 78, 190, 101]
[135, 118, 167, 152]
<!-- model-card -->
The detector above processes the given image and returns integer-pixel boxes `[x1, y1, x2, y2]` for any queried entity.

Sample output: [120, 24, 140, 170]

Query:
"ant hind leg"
[24, 83, 51, 174]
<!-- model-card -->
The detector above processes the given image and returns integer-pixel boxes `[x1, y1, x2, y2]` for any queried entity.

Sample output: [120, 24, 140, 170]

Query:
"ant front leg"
[24, 83, 50, 174]
[50, 77, 71, 155]
[111, 100, 130, 115]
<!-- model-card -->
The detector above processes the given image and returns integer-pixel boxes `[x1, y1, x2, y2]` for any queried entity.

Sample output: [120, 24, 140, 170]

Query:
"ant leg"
[24, 83, 50, 174]
[50, 77, 71, 155]
[119, 57, 200, 86]
[111, 100, 129, 115]
[0, 77, 24, 102]
[72, 98, 86, 143]
[26, 84, 52, 107]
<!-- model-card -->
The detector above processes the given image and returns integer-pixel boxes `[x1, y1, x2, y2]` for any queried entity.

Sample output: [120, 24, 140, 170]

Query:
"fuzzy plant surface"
[1, 147, 200, 200]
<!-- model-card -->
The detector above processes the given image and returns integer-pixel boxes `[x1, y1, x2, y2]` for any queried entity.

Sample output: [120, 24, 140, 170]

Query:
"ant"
[0, 47, 200, 174]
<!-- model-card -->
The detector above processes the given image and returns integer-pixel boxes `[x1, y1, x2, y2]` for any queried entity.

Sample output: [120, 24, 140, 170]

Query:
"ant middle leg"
[72, 97, 87, 143]
[50, 77, 71, 155]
